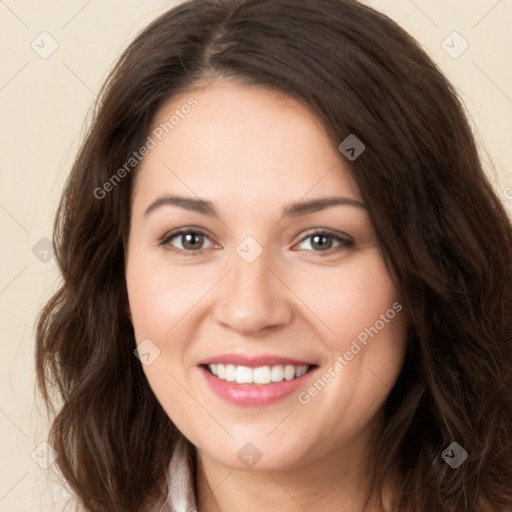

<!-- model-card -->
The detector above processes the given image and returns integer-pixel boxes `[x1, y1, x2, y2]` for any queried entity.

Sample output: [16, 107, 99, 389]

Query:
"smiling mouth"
[203, 363, 317, 385]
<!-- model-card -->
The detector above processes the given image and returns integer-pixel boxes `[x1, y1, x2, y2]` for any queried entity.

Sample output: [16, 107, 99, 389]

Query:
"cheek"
[310, 253, 407, 409]
[126, 256, 211, 340]
[292, 250, 402, 345]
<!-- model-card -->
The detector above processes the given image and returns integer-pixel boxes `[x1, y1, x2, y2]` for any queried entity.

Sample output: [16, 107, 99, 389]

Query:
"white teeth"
[207, 363, 309, 385]
[271, 365, 284, 382]
[284, 365, 296, 381]
[253, 366, 271, 384]
[225, 364, 236, 382]
[296, 365, 307, 377]
[236, 366, 253, 384]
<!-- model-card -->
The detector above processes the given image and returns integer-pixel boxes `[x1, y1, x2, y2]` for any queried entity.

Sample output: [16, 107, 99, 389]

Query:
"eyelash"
[158, 228, 354, 257]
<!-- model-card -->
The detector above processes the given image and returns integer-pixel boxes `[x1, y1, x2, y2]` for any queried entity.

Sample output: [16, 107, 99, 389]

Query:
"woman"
[36, 0, 512, 511]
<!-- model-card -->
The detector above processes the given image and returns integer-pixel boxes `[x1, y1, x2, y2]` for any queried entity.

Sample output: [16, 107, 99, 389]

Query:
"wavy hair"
[35, 0, 512, 510]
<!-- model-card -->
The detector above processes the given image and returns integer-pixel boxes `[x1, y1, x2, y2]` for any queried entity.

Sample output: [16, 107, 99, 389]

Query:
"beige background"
[0, 0, 511, 510]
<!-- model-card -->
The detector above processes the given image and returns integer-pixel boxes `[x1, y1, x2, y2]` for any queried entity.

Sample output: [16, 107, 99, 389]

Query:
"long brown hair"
[35, 0, 512, 510]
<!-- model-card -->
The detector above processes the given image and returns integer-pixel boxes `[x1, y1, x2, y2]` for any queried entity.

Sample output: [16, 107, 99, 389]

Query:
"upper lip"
[199, 353, 316, 368]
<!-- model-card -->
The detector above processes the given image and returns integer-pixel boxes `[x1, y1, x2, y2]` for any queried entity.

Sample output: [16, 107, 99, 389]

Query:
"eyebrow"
[143, 195, 367, 218]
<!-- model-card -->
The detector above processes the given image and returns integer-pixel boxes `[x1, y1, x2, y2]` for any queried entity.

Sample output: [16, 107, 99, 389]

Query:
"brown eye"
[160, 229, 214, 254]
[309, 234, 334, 250]
[296, 230, 354, 254]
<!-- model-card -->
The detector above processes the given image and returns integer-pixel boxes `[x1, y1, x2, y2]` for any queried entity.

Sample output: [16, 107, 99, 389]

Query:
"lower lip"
[200, 366, 316, 406]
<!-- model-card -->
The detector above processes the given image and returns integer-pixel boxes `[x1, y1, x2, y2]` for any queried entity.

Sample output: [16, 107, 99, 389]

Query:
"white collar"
[150, 435, 197, 512]
[168, 435, 197, 512]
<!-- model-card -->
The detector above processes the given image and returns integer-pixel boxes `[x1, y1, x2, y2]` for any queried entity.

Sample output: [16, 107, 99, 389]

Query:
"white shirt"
[148, 435, 198, 512]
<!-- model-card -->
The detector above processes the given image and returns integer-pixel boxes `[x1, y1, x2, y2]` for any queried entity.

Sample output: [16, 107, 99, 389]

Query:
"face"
[125, 80, 409, 473]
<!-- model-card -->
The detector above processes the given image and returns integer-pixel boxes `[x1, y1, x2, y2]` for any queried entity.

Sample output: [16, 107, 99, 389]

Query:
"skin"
[125, 79, 410, 512]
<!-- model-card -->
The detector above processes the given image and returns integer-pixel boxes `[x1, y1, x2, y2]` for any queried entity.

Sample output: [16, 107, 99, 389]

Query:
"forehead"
[133, 80, 361, 209]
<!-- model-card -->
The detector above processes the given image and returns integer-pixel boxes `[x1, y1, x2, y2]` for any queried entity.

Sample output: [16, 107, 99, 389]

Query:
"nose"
[212, 248, 294, 336]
